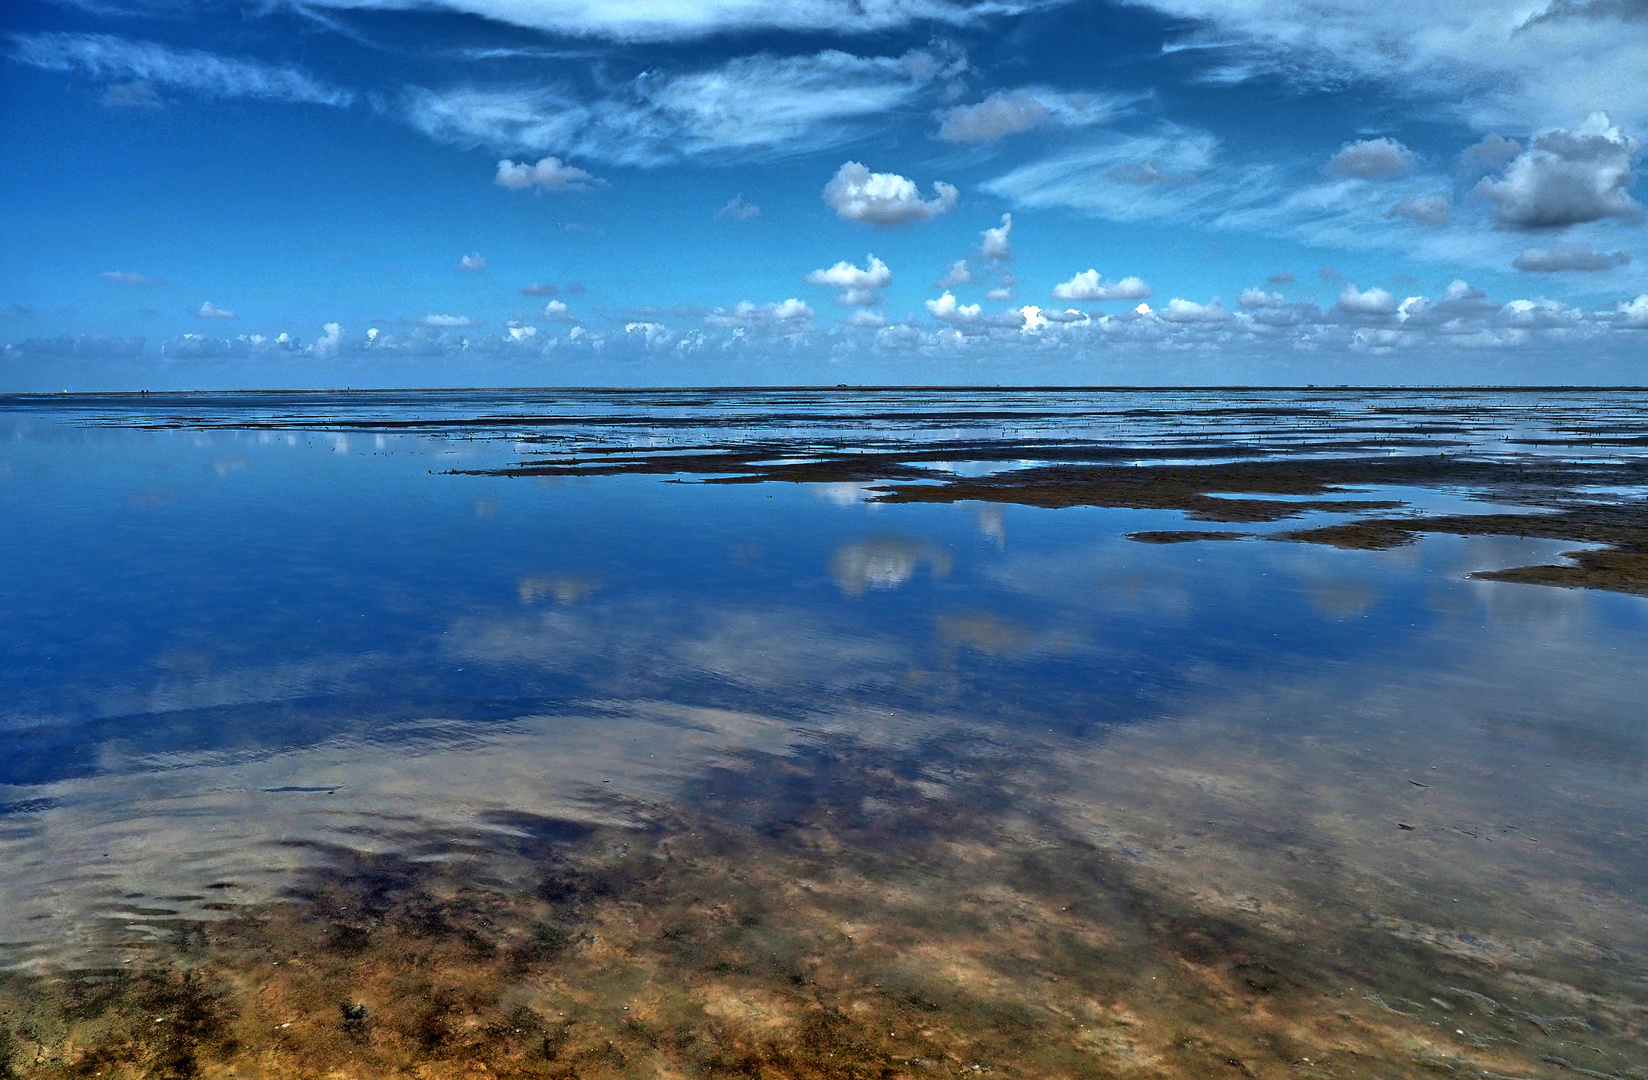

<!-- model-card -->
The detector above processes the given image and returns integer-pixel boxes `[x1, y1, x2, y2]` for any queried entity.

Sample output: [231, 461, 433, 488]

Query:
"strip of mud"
[467, 448, 1648, 596]
[2, 737, 1641, 1080]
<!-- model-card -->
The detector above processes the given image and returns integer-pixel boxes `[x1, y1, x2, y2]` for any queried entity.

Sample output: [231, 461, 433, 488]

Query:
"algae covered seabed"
[1, 389, 1645, 1079]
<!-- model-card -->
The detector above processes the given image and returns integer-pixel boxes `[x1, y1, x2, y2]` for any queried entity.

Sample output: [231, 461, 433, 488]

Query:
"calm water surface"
[0, 390, 1644, 1079]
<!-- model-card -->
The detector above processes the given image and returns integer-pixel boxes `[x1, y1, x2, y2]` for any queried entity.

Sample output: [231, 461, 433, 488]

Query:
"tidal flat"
[0, 389, 1644, 1079]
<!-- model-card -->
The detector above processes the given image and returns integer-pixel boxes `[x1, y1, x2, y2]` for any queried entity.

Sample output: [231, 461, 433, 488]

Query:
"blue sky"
[3, 0, 1647, 388]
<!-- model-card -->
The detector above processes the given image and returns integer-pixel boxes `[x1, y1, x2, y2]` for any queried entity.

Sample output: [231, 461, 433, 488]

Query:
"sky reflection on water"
[0, 391, 1644, 1077]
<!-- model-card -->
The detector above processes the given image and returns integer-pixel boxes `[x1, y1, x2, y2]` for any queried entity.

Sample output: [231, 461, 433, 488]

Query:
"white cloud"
[769, 298, 813, 320]
[1052, 270, 1152, 301]
[935, 260, 974, 289]
[823, 162, 958, 225]
[1323, 137, 1418, 179]
[457, 252, 487, 271]
[8, 33, 352, 106]
[421, 314, 475, 327]
[925, 291, 983, 323]
[411, 47, 956, 167]
[160, 331, 303, 359]
[507, 323, 538, 341]
[540, 300, 574, 321]
[101, 270, 164, 285]
[934, 87, 1127, 142]
[311, 322, 345, 358]
[703, 299, 814, 328]
[1475, 114, 1644, 229]
[805, 255, 892, 306]
[984, 127, 1273, 223]
[1136, 0, 1648, 131]
[1238, 288, 1285, 308]
[847, 309, 888, 328]
[715, 194, 761, 220]
[98, 80, 163, 110]
[1615, 295, 1648, 327]
[1385, 195, 1451, 225]
[1512, 242, 1631, 272]
[979, 213, 1013, 261]
[494, 156, 602, 191]
[292, 0, 1037, 43]
[1157, 298, 1229, 322]
[197, 301, 236, 320]
[1337, 284, 1398, 315]
[625, 321, 672, 347]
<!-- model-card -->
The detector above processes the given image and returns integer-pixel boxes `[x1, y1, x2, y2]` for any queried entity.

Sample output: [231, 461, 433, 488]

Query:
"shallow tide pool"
[1, 389, 1645, 1079]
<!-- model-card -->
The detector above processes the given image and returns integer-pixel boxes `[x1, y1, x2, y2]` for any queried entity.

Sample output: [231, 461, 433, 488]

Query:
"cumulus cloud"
[935, 260, 974, 289]
[934, 88, 1124, 142]
[703, 299, 813, 328]
[715, 194, 760, 219]
[99, 80, 163, 109]
[8, 33, 352, 106]
[847, 308, 888, 328]
[1475, 113, 1643, 229]
[986, 271, 1016, 301]
[1617, 295, 1648, 327]
[1323, 137, 1419, 179]
[804, 255, 892, 306]
[197, 301, 237, 320]
[1386, 195, 1451, 225]
[1157, 298, 1229, 322]
[421, 314, 475, 327]
[1457, 134, 1521, 179]
[1052, 269, 1152, 301]
[1239, 288, 1285, 308]
[310, 322, 345, 359]
[541, 299, 575, 321]
[494, 156, 602, 191]
[411, 47, 959, 167]
[101, 270, 164, 285]
[457, 252, 487, 271]
[1337, 284, 1398, 315]
[1512, 242, 1631, 272]
[979, 213, 1013, 261]
[162, 332, 303, 359]
[823, 162, 958, 225]
[925, 291, 983, 323]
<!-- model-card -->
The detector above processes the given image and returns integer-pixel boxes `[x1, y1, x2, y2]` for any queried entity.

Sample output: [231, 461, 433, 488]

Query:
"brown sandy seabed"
[6, 448, 1648, 1079]
[4, 715, 1644, 1080]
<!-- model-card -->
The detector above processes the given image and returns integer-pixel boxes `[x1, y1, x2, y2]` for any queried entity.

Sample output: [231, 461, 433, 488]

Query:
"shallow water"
[1, 390, 1645, 1079]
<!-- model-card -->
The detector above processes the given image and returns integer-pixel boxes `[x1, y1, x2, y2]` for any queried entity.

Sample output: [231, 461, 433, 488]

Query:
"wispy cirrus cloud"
[1141, 0, 1648, 130]
[933, 87, 1133, 142]
[984, 126, 1273, 223]
[405, 46, 958, 166]
[284, 0, 1053, 43]
[8, 32, 354, 106]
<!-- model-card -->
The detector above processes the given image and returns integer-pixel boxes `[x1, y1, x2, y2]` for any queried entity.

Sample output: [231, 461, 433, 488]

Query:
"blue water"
[1, 389, 1645, 997]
